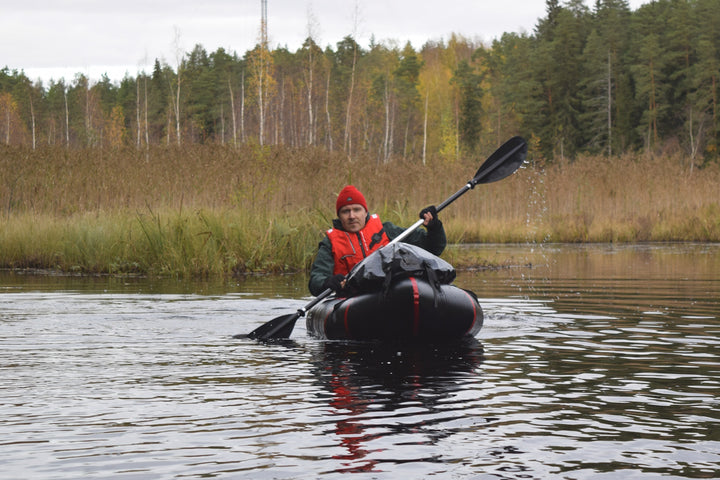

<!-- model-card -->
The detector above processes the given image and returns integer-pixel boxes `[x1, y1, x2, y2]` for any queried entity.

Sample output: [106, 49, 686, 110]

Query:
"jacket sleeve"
[383, 221, 447, 256]
[308, 236, 335, 296]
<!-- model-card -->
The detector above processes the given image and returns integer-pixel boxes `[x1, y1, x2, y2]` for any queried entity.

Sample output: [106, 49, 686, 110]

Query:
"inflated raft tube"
[306, 276, 483, 341]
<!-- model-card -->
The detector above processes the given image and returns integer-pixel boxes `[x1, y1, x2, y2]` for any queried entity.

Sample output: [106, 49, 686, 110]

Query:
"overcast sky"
[2, 0, 649, 84]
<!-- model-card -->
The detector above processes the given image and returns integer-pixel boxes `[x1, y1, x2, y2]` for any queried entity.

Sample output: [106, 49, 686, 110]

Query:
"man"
[308, 185, 446, 296]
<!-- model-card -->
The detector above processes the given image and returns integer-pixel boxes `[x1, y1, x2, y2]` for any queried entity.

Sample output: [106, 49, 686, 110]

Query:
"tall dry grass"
[534, 154, 720, 242]
[1, 144, 719, 276]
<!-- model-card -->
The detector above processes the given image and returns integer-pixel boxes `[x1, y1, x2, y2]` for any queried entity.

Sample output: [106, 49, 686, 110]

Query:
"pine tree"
[631, 2, 672, 150]
[452, 59, 483, 155]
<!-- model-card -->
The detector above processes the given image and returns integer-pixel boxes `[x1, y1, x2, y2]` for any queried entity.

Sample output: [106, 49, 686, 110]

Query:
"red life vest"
[326, 214, 390, 275]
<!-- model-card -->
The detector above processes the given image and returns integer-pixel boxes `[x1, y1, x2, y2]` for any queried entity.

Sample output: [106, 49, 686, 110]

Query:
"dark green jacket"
[308, 215, 447, 296]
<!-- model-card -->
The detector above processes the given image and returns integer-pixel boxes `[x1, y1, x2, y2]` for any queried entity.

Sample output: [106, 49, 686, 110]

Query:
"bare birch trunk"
[136, 77, 141, 148]
[175, 75, 181, 146]
[305, 46, 315, 146]
[389, 100, 395, 161]
[258, 64, 265, 146]
[422, 89, 428, 165]
[383, 79, 390, 162]
[277, 77, 285, 145]
[307, 65, 314, 145]
[304, 6, 319, 146]
[144, 76, 149, 147]
[241, 70, 246, 142]
[343, 2, 361, 158]
[30, 97, 36, 149]
[344, 45, 356, 156]
[85, 81, 91, 146]
[64, 86, 70, 147]
[325, 72, 333, 151]
[173, 28, 183, 146]
[403, 117, 410, 159]
[229, 77, 237, 147]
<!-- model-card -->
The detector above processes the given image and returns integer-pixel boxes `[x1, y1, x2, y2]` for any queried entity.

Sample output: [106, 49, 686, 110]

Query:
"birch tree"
[301, 5, 322, 146]
[167, 26, 184, 146]
[247, 43, 275, 146]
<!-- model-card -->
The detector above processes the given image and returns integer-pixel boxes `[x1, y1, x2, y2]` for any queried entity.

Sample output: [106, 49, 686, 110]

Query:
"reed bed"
[1, 144, 719, 277]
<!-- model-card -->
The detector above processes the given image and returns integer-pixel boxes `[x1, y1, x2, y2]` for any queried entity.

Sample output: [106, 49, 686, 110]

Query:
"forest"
[1, 0, 719, 164]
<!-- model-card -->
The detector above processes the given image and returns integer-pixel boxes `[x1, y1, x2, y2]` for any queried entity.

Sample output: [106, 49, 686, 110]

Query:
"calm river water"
[1, 243, 718, 479]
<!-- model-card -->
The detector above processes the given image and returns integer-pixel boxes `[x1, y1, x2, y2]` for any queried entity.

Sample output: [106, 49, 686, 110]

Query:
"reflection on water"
[309, 339, 485, 474]
[1, 243, 719, 479]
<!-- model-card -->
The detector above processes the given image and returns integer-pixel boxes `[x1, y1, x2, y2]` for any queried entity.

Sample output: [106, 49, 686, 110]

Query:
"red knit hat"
[336, 185, 368, 214]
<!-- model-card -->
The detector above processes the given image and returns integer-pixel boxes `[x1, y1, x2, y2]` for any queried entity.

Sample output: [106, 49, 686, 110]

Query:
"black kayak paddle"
[235, 135, 528, 341]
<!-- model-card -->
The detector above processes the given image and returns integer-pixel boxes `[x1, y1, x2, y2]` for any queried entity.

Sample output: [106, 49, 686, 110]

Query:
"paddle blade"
[473, 136, 527, 186]
[241, 312, 301, 340]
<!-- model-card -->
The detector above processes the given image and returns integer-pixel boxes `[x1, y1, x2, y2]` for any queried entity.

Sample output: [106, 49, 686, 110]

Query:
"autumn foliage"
[1, 0, 720, 164]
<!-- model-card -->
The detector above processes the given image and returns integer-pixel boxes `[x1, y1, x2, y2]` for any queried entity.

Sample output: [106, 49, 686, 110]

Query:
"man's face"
[338, 204, 367, 233]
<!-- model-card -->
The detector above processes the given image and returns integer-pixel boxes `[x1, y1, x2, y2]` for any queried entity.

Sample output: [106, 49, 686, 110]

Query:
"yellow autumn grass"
[1, 144, 719, 276]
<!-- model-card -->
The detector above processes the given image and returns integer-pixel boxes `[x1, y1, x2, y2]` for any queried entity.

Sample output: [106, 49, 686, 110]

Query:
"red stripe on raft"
[409, 277, 420, 336]
[461, 289, 477, 336]
[343, 298, 355, 337]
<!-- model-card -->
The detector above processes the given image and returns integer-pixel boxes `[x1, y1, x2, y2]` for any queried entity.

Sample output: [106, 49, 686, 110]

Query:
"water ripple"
[2, 246, 720, 478]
